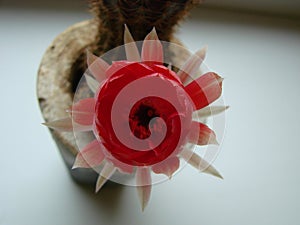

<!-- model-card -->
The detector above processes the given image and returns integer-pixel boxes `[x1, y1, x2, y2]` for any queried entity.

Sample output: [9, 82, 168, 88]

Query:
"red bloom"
[44, 26, 227, 210]
[94, 61, 193, 166]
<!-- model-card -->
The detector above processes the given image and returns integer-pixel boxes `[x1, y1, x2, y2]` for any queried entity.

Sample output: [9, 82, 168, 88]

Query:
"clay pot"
[37, 20, 99, 184]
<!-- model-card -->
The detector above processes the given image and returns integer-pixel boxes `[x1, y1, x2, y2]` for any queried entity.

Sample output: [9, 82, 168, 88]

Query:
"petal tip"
[95, 162, 116, 193]
[147, 27, 158, 40]
[210, 137, 219, 145]
[86, 50, 97, 67]
[137, 185, 151, 212]
[217, 174, 224, 180]
[124, 25, 141, 61]
[95, 175, 107, 193]
[196, 45, 208, 60]
[124, 24, 134, 43]
[71, 165, 77, 170]
[136, 167, 152, 211]
[42, 118, 73, 132]
[212, 171, 223, 180]
[203, 165, 223, 180]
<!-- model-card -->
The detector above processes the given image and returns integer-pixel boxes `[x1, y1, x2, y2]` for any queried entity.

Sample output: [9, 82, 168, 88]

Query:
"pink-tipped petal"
[72, 140, 105, 169]
[71, 98, 95, 126]
[178, 46, 207, 84]
[181, 150, 223, 179]
[189, 121, 218, 145]
[193, 105, 229, 119]
[95, 162, 116, 193]
[141, 28, 163, 63]
[184, 72, 223, 110]
[124, 24, 141, 62]
[136, 167, 152, 211]
[87, 51, 110, 82]
[152, 157, 180, 178]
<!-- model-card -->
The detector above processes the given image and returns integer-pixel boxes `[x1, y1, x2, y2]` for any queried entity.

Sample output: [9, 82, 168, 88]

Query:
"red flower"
[94, 61, 193, 167]
[44, 25, 227, 210]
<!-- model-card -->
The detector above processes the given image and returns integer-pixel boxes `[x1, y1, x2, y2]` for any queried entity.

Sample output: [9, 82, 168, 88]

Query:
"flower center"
[129, 100, 160, 139]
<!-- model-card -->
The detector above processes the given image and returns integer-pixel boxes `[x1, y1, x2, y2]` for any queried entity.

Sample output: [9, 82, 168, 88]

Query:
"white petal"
[196, 45, 208, 61]
[86, 50, 97, 66]
[86, 50, 109, 82]
[85, 74, 100, 93]
[95, 162, 116, 193]
[136, 167, 152, 211]
[193, 106, 229, 119]
[141, 27, 163, 63]
[124, 24, 141, 62]
[181, 150, 223, 179]
[44, 117, 92, 132]
[42, 118, 73, 132]
[177, 46, 207, 84]
[72, 140, 105, 169]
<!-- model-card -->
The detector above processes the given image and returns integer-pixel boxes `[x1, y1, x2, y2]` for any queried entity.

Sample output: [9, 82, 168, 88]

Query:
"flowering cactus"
[44, 26, 227, 210]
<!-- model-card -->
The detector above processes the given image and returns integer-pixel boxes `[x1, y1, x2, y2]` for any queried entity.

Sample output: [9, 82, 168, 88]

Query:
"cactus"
[89, 0, 201, 55]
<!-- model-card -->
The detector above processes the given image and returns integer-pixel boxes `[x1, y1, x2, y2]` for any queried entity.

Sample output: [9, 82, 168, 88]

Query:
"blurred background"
[0, 0, 300, 225]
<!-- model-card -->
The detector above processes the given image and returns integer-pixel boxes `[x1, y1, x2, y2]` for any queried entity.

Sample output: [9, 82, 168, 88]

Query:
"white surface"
[1, 5, 300, 225]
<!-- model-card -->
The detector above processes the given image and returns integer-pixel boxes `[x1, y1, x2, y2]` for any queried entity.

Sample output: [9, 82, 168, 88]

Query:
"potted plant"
[37, 0, 226, 210]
